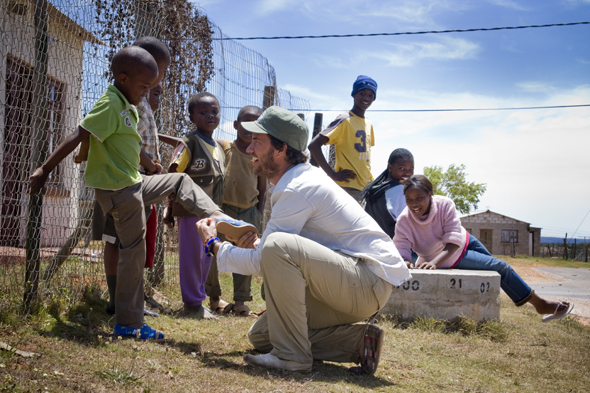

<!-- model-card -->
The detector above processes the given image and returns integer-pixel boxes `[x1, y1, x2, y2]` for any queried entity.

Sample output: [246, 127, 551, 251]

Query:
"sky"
[196, 0, 590, 240]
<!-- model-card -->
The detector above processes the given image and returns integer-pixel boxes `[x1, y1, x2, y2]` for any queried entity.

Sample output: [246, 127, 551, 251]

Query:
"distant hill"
[541, 236, 589, 244]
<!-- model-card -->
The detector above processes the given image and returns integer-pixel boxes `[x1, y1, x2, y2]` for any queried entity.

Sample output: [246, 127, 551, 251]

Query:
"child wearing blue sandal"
[30, 45, 226, 342]
[393, 175, 574, 322]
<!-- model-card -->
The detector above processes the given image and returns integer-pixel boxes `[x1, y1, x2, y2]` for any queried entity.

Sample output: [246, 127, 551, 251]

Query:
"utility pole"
[24, 0, 49, 314]
[309, 113, 323, 167]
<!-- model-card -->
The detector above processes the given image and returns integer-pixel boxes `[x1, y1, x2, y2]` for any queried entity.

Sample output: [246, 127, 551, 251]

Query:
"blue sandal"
[114, 323, 165, 341]
[216, 217, 257, 240]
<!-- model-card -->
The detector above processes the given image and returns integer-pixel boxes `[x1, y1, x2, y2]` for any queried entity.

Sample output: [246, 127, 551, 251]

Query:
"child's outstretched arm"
[157, 134, 181, 147]
[308, 134, 356, 183]
[140, 148, 161, 175]
[416, 243, 460, 270]
[30, 126, 90, 194]
[73, 136, 89, 163]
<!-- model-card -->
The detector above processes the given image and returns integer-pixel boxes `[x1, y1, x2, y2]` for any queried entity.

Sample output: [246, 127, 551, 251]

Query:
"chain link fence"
[541, 242, 590, 262]
[0, 0, 309, 315]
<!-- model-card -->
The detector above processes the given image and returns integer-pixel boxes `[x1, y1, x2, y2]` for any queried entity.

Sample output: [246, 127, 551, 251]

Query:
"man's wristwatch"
[204, 236, 220, 257]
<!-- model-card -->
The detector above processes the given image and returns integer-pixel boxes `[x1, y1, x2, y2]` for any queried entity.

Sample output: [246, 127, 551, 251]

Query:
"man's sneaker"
[113, 323, 165, 341]
[216, 217, 257, 240]
[350, 324, 384, 375]
[243, 353, 312, 372]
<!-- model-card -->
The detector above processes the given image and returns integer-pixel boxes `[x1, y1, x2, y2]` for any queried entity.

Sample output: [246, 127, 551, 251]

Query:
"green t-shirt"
[80, 84, 143, 190]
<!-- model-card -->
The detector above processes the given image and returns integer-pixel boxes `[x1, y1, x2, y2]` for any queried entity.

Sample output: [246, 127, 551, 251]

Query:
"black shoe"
[106, 305, 115, 315]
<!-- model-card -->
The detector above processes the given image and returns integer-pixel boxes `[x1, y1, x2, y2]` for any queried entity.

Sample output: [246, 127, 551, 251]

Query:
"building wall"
[1, 3, 85, 247]
[461, 212, 532, 256]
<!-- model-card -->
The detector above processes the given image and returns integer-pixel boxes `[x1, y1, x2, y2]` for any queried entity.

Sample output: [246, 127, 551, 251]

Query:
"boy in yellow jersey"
[308, 75, 377, 202]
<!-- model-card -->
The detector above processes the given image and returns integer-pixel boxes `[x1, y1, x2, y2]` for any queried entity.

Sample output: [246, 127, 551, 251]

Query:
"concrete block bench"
[380, 270, 501, 322]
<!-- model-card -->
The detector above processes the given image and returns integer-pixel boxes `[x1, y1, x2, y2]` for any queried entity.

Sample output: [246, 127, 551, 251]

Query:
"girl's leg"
[465, 235, 492, 256]
[456, 237, 532, 305]
[457, 237, 572, 316]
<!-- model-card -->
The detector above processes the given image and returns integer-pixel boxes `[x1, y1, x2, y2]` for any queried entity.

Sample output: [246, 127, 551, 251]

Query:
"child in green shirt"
[30, 46, 223, 341]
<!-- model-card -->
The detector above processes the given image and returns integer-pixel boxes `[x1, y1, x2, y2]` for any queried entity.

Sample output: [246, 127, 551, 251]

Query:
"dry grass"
[503, 254, 590, 270]
[0, 261, 589, 392]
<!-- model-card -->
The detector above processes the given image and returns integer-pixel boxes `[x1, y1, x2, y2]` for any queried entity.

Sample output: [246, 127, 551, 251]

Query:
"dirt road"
[513, 264, 590, 322]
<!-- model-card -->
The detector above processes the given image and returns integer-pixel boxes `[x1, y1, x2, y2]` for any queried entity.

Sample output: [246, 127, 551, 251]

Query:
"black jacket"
[361, 169, 399, 238]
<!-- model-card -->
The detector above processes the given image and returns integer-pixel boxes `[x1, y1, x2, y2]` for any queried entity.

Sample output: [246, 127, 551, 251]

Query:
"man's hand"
[149, 163, 163, 175]
[231, 231, 259, 249]
[416, 261, 437, 270]
[405, 261, 413, 269]
[330, 169, 356, 183]
[29, 167, 48, 195]
[196, 217, 218, 244]
[73, 149, 84, 164]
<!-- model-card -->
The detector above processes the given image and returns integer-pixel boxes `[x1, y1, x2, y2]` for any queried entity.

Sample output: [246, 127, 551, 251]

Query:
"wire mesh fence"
[540, 243, 590, 262]
[0, 0, 310, 315]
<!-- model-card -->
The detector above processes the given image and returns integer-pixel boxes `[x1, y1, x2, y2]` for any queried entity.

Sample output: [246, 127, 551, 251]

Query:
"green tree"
[423, 164, 487, 214]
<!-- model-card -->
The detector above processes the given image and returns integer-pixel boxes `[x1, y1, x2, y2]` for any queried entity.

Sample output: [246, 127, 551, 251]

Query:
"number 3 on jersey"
[354, 130, 367, 152]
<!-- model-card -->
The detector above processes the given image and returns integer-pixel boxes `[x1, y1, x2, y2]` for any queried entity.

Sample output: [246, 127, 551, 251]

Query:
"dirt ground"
[512, 263, 590, 326]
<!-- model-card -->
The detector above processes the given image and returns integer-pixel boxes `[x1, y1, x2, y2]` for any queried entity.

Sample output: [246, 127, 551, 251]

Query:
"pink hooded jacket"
[393, 195, 468, 268]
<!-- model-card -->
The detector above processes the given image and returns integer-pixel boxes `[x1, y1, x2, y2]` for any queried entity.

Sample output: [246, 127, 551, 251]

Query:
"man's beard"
[253, 147, 279, 179]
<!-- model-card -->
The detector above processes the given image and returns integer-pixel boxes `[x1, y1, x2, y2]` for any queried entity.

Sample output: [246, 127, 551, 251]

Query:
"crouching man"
[197, 106, 411, 374]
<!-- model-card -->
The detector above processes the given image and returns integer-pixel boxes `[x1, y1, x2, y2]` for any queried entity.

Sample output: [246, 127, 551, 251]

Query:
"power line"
[213, 21, 590, 41]
[571, 208, 590, 239]
[221, 104, 590, 113]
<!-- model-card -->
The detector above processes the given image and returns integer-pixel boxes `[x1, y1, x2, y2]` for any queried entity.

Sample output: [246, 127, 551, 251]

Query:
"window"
[465, 228, 473, 235]
[3, 55, 66, 189]
[45, 78, 66, 187]
[501, 230, 518, 243]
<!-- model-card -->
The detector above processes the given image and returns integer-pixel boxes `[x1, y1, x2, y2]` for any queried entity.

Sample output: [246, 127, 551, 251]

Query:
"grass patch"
[408, 316, 510, 342]
[0, 274, 588, 392]
[98, 358, 143, 386]
[502, 255, 590, 269]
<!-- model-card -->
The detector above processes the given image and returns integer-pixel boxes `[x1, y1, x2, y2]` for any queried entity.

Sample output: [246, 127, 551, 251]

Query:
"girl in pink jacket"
[393, 175, 573, 322]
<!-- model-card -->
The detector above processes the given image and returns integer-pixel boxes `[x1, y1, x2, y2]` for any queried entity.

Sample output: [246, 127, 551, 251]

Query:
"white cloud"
[364, 37, 479, 67]
[516, 82, 556, 94]
[258, 0, 299, 14]
[298, 0, 471, 26]
[486, 0, 529, 11]
[307, 36, 479, 70]
[282, 83, 343, 105]
[367, 85, 590, 234]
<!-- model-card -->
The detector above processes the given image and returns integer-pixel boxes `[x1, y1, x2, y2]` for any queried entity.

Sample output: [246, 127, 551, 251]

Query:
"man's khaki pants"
[248, 232, 393, 364]
[95, 173, 221, 328]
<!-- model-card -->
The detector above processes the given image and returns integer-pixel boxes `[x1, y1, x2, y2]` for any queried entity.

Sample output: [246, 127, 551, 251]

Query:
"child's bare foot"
[542, 301, 574, 322]
[528, 293, 573, 320]
[183, 304, 218, 320]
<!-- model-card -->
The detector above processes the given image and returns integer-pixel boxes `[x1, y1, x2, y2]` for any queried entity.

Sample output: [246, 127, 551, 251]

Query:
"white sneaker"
[243, 353, 312, 372]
